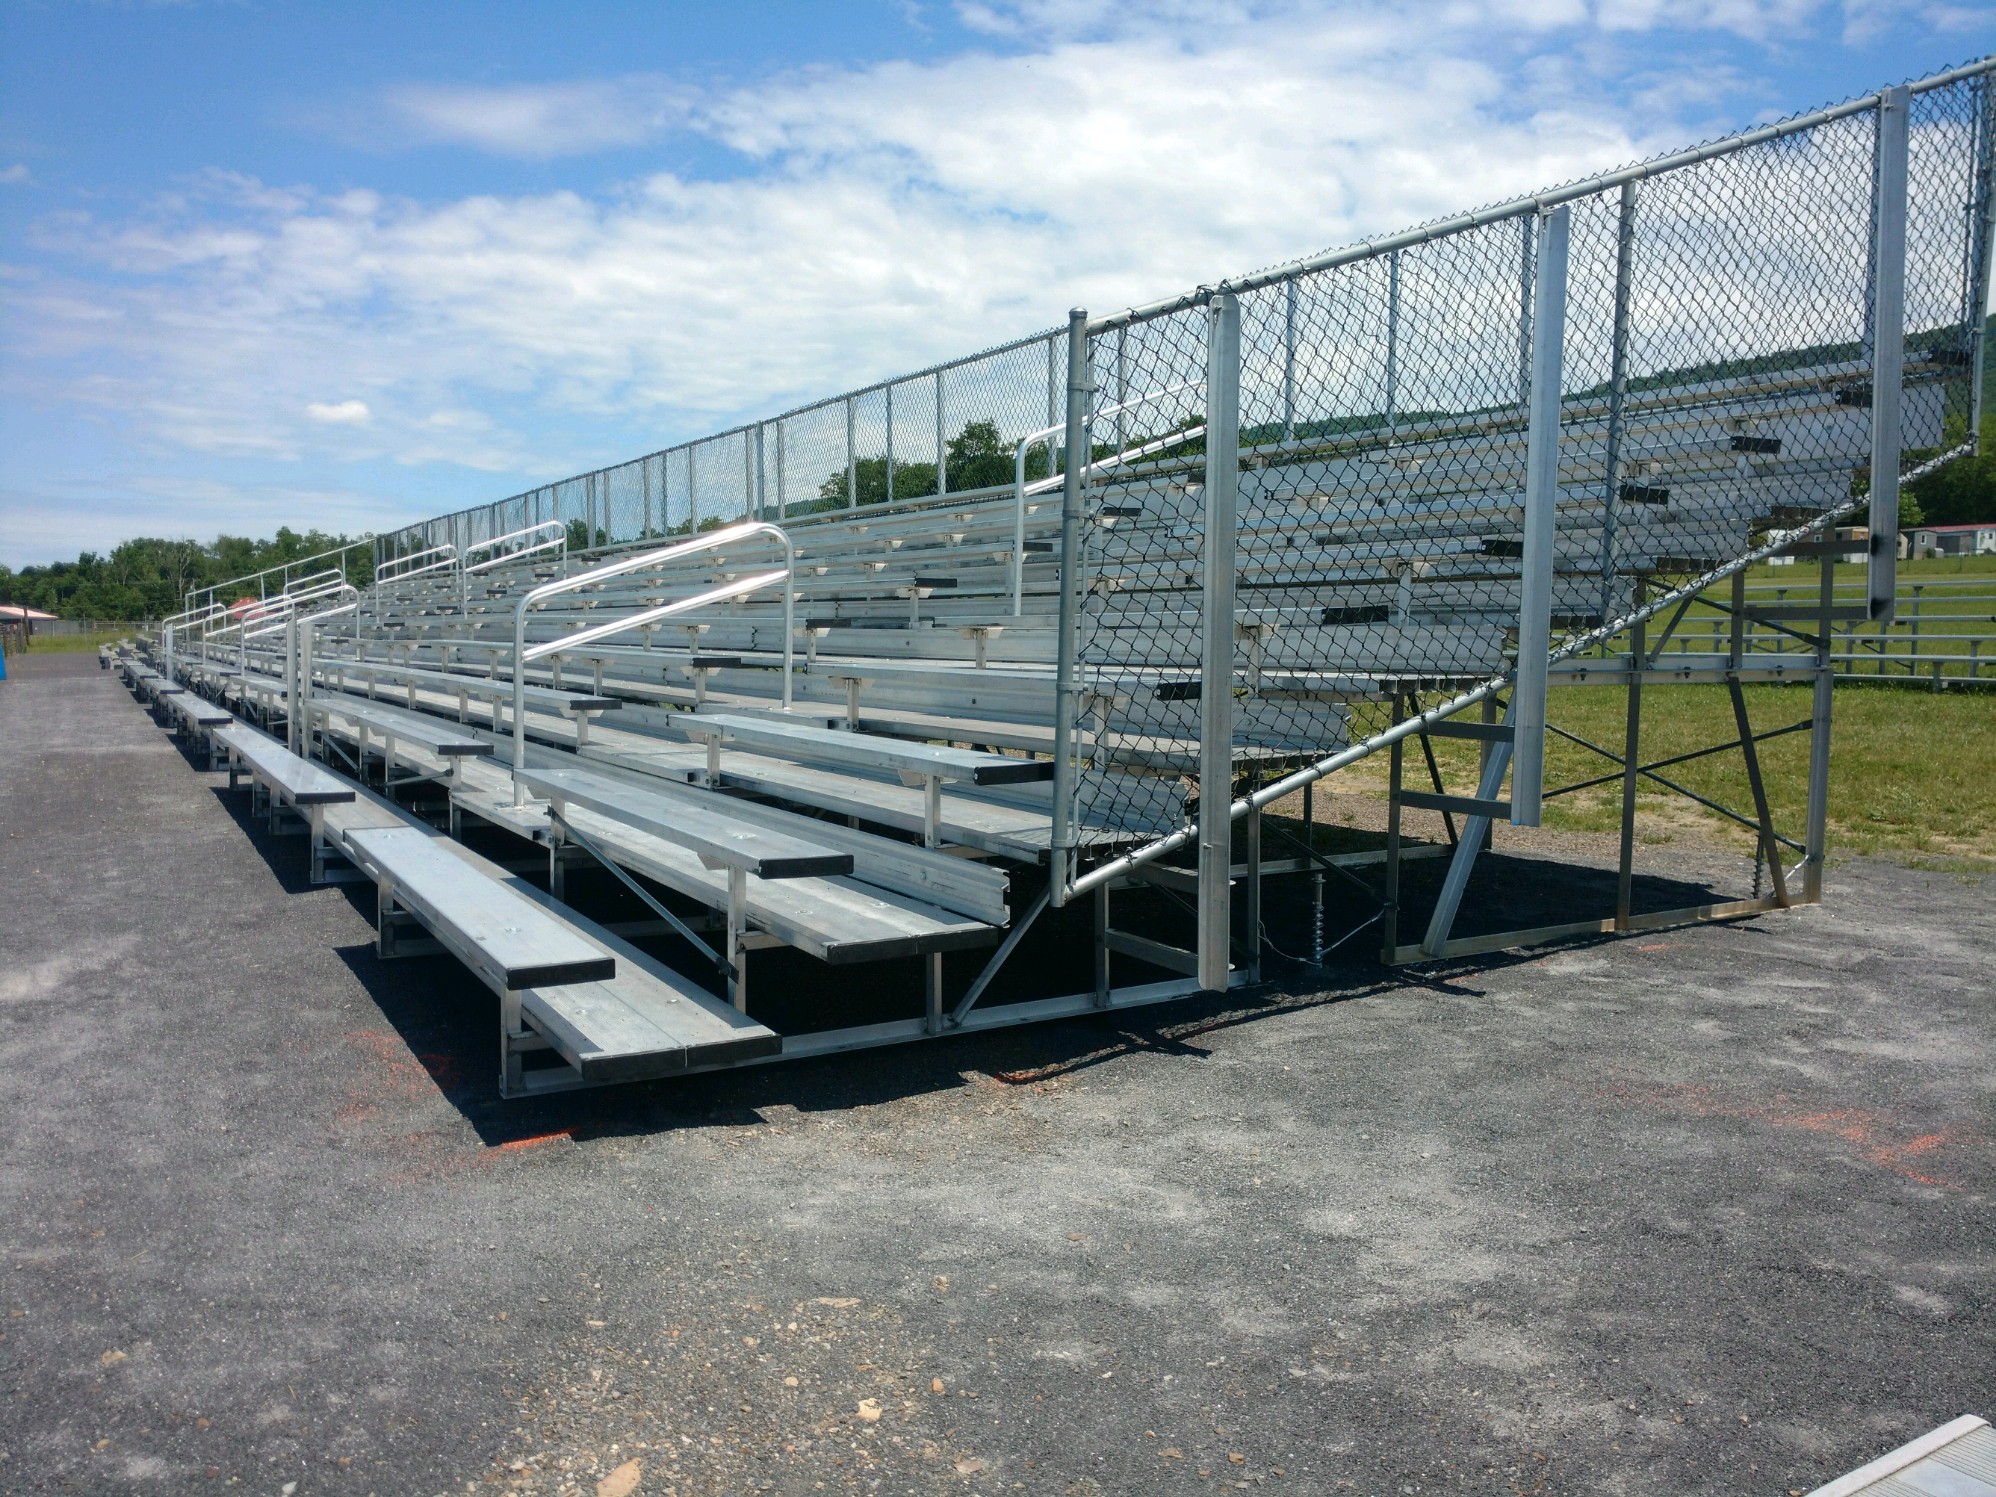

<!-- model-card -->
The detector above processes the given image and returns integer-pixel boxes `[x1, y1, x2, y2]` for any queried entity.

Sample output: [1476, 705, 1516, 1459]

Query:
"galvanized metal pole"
[935, 370, 947, 497]
[846, 397, 857, 509]
[1116, 326, 1129, 457]
[1599, 182, 1639, 626]
[1048, 309, 1093, 907]
[1970, 72, 1996, 446]
[1803, 548, 1835, 902]
[1511, 205, 1570, 825]
[1517, 213, 1536, 407]
[688, 453, 699, 534]
[1869, 85, 1910, 625]
[1385, 249, 1400, 443]
[1616, 581, 1646, 930]
[285, 614, 300, 755]
[885, 384, 896, 505]
[745, 429, 756, 524]
[299, 609, 316, 763]
[1282, 279, 1296, 442]
[1197, 292, 1241, 993]
[1047, 334, 1059, 430]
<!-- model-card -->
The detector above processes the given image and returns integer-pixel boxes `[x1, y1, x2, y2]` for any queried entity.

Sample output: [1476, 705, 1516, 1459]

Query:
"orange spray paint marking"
[1599, 1079, 1973, 1190]
[493, 1130, 576, 1153]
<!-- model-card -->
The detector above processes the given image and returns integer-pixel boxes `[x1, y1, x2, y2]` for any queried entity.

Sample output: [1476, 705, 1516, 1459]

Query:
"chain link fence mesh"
[372, 65, 1992, 880]
[1059, 67, 1990, 867]
[379, 330, 1072, 563]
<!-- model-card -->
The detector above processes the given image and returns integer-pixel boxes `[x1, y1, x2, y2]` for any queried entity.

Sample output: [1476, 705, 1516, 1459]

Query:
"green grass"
[1358, 683, 1996, 872]
[12, 629, 134, 654]
[1577, 556, 1996, 674]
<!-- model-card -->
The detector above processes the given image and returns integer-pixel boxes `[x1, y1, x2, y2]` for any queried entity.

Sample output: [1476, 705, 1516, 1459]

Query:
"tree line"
[0, 528, 373, 622]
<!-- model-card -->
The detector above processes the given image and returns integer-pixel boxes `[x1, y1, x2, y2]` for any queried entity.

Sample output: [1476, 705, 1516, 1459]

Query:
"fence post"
[1197, 292, 1241, 993]
[1868, 84, 1909, 625]
[935, 370, 948, 497]
[1803, 548, 1835, 901]
[1047, 334, 1059, 430]
[1048, 309, 1093, 907]
[885, 384, 896, 505]
[1599, 182, 1638, 625]
[1282, 279, 1296, 442]
[846, 398, 857, 509]
[1516, 213, 1536, 407]
[1511, 205, 1570, 825]
[1385, 249, 1400, 443]
[1116, 325, 1129, 457]
[1971, 72, 1996, 444]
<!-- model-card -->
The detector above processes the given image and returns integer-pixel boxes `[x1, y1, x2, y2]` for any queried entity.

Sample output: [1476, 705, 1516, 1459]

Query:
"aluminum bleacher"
[128, 61, 1996, 1094]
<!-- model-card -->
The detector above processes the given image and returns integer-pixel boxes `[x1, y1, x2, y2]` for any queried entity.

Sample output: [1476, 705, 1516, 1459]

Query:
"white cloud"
[306, 399, 371, 424]
[0, 164, 33, 187]
[0, 0, 1952, 544]
[375, 76, 692, 158]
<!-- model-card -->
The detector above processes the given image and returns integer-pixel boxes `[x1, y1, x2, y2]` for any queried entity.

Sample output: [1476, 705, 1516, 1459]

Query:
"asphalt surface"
[1, 648, 1990, 1497]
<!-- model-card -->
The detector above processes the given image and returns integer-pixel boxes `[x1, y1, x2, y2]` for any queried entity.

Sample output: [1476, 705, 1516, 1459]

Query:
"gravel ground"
[1, 649, 1990, 1497]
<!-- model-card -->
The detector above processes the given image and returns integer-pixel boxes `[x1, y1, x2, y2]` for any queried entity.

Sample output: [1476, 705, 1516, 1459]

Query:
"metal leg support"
[727, 866, 750, 1013]
[501, 987, 526, 1098]
[1243, 796, 1262, 983]
[1093, 882, 1111, 1007]
[1617, 595, 1646, 930]
[1380, 691, 1405, 962]
[925, 952, 944, 1035]
[1420, 711, 1517, 958]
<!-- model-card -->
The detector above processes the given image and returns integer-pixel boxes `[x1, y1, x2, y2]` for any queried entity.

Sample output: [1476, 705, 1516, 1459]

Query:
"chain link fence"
[373, 61, 1994, 890]
[1053, 62, 1993, 882]
[378, 330, 1075, 564]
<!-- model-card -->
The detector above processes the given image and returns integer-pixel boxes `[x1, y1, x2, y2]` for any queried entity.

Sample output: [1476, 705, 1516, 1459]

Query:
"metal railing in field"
[1636, 576, 1996, 685]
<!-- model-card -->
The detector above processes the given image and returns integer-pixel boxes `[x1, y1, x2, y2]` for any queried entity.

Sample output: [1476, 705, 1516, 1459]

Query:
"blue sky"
[1, 0, 1989, 565]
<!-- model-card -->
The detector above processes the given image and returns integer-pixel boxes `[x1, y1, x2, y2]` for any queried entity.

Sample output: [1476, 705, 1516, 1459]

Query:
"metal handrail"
[510, 521, 796, 800]
[463, 522, 567, 577]
[291, 586, 361, 754]
[183, 536, 373, 614]
[159, 601, 232, 676]
[209, 576, 354, 643]
[1010, 409, 1208, 615]
[376, 545, 458, 584]
[282, 568, 345, 597]
[1011, 422, 1066, 617]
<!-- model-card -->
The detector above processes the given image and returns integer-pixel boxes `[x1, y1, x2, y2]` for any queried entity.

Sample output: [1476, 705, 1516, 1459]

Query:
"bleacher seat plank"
[212, 724, 356, 805]
[516, 758, 853, 879]
[555, 803, 999, 963]
[685, 711, 1054, 786]
[345, 825, 615, 989]
[311, 694, 495, 756]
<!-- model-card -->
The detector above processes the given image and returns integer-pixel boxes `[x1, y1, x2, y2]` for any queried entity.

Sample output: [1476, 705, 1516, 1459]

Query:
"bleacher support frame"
[126, 58, 1996, 1092]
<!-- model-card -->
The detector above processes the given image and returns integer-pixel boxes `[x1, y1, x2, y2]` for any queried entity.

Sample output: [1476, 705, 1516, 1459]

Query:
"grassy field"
[1572, 555, 1996, 677]
[10, 628, 135, 654]
[1320, 680, 1996, 873]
